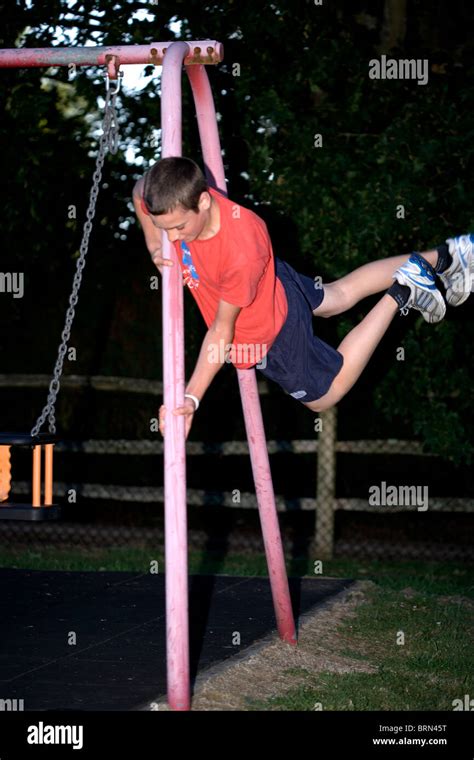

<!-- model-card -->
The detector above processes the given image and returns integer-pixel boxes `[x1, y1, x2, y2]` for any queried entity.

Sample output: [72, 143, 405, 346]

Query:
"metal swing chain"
[30, 73, 122, 438]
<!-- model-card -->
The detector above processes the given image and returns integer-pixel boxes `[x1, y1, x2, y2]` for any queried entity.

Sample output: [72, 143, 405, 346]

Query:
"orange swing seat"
[0, 433, 60, 521]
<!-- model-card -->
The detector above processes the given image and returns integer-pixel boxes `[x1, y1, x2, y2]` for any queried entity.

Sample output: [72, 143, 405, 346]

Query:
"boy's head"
[143, 156, 211, 243]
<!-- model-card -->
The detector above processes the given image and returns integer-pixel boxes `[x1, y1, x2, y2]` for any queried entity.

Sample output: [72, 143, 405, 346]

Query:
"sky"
[41, 6, 184, 165]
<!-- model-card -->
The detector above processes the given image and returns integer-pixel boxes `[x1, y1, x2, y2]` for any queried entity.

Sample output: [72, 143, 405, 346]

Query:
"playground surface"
[0, 568, 352, 710]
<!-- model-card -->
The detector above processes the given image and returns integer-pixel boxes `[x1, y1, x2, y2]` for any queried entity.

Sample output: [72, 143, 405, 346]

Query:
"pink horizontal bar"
[0, 41, 224, 69]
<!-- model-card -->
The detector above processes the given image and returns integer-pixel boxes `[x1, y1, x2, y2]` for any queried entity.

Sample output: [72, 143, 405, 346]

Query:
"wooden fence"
[1, 374, 472, 558]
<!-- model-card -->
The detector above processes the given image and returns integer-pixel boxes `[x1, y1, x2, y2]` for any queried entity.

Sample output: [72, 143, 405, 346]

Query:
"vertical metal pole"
[44, 444, 53, 506]
[32, 445, 41, 507]
[314, 407, 337, 559]
[161, 41, 191, 711]
[186, 65, 296, 644]
[237, 370, 296, 642]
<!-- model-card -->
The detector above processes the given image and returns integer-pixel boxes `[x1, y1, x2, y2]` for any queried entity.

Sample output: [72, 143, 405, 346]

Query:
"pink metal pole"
[161, 41, 192, 711]
[0, 42, 223, 69]
[236, 371, 297, 643]
[186, 65, 297, 645]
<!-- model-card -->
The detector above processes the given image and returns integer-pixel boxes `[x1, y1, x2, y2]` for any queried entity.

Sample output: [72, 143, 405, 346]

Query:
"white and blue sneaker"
[438, 234, 474, 306]
[392, 253, 446, 323]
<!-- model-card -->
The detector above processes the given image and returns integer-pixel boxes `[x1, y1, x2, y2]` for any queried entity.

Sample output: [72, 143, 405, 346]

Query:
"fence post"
[314, 406, 337, 560]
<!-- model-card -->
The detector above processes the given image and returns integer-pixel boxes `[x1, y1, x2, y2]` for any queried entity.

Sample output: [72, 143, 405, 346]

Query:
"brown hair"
[143, 157, 208, 215]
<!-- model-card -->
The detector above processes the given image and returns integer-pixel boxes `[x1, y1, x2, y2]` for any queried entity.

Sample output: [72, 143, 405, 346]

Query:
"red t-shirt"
[142, 187, 288, 369]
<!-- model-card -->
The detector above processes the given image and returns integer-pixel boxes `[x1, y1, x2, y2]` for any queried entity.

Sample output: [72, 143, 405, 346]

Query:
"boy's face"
[149, 191, 211, 244]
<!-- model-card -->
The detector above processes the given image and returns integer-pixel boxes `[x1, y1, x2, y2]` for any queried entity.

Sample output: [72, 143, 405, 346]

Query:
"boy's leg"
[303, 293, 398, 412]
[299, 238, 473, 413]
[314, 249, 439, 317]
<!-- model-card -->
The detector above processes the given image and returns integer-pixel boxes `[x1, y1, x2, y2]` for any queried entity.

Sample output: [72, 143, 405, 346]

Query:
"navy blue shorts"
[257, 258, 344, 403]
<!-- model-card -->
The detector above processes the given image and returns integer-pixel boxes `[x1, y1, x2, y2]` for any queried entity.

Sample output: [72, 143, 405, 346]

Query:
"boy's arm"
[132, 178, 172, 275]
[185, 299, 242, 404]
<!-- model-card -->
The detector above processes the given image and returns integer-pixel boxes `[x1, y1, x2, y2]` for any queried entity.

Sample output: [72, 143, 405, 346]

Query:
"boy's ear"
[198, 190, 212, 212]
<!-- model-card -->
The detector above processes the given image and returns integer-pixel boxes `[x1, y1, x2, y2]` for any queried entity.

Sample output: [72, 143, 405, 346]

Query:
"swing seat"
[0, 433, 61, 521]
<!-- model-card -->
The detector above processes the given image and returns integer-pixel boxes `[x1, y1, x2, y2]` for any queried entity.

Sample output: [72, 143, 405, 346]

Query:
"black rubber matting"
[0, 569, 353, 710]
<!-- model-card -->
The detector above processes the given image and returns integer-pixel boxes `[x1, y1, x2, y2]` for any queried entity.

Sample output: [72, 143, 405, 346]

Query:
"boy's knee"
[333, 280, 356, 313]
[303, 392, 336, 413]
[315, 281, 352, 318]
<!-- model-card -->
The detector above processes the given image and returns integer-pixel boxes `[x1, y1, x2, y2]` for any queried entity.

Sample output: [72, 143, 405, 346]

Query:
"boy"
[133, 157, 473, 439]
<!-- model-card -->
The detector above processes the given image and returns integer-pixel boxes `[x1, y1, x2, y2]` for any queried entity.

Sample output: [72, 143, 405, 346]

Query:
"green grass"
[0, 547, 271, 575]
[246, 583, 474, 711]
[0, 547, 473, 596]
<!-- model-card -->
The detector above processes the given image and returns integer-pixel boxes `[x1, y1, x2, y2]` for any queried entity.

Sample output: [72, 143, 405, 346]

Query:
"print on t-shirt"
[181, 241, 200, 290]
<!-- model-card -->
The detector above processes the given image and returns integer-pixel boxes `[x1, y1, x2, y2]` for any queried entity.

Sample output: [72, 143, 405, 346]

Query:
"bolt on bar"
[0, 41, 223, 70]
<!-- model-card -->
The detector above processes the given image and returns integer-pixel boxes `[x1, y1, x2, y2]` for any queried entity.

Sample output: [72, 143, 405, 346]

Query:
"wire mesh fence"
[0, 375, 473, 562]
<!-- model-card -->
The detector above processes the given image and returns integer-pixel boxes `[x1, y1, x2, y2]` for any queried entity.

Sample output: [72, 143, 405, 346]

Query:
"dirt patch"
[146, 579, 377, 711]
[437, 594, 474, 607]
